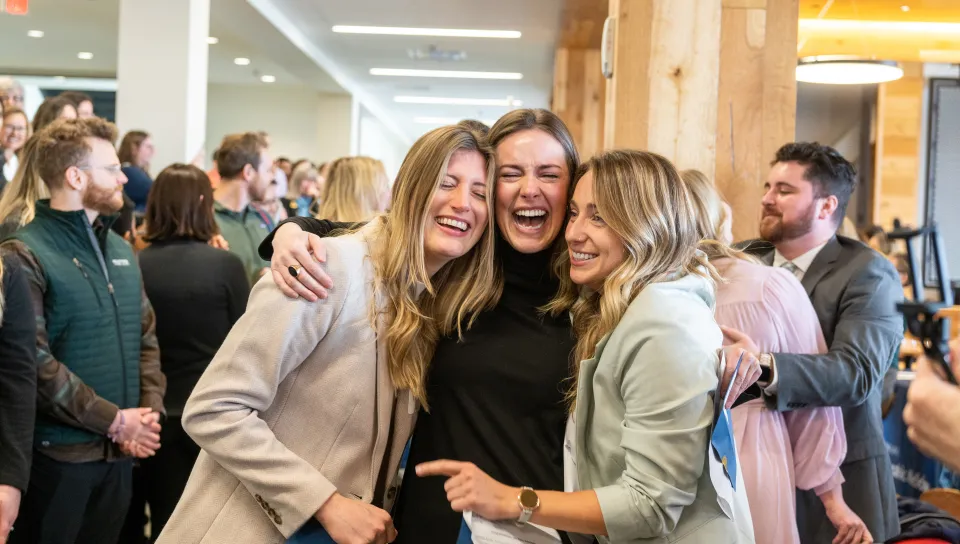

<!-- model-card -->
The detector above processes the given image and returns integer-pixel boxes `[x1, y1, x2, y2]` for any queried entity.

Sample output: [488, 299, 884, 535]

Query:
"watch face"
[519, 488, 540, 509]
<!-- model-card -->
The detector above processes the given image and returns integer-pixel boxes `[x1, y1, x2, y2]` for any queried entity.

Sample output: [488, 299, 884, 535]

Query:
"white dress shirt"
[772, 241, 829, 281]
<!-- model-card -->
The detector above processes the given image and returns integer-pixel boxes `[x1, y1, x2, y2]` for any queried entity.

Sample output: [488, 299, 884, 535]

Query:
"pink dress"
[714, 257, 847, 544]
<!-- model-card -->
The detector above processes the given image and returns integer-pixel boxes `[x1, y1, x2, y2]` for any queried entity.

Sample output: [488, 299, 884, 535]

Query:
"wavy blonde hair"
[370, 125, 502, 409]
[0, 134, 50, 229]
[317, 156, 389, 222]
[545, 151, 718, 408]
[679, 169, 758, 264]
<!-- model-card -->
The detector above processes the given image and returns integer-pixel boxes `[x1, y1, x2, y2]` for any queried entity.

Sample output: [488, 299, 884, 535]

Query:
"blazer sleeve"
[769, 254, 903, 409]
[0, 254, 37, 491]
[592, 307, 719, 541]
[181, 256, 351, 538]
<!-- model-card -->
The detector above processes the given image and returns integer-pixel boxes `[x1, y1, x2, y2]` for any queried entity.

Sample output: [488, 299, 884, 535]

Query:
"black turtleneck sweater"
[259, 219, 575, 543]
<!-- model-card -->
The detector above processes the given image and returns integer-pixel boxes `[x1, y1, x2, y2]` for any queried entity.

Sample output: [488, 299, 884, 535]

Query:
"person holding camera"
[904, 337, 960, 473]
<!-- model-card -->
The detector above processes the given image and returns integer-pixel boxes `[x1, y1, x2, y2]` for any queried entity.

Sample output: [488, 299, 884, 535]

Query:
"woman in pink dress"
[681, 170, 872, 544]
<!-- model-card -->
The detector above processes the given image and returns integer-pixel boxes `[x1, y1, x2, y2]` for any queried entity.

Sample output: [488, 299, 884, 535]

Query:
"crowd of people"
[0, 72, 957, 544]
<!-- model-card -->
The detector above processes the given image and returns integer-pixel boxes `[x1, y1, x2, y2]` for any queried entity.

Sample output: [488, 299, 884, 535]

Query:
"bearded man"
[724, 142, 903, 543]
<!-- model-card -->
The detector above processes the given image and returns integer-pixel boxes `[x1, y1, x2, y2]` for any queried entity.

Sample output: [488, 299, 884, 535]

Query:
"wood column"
[716, 0, 799, 241]
[552, 48, 606, 159]
[873, 62, 924, 230]
[601, 0, 798, 242]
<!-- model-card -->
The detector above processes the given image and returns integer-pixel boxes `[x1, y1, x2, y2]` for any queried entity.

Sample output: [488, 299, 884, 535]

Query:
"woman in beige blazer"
[419, 150, 755, 543]
[157, 124, 501, 544]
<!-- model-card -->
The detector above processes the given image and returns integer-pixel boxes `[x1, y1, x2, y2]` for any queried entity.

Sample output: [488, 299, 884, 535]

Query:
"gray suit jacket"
[574, 271, 754, 543]
[157, 226, 416, 544]
[744, 236, 902, 542]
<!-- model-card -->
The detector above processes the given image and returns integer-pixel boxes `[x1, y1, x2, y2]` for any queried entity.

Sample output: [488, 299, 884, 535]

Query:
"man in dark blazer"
[728, 142, 903, 542]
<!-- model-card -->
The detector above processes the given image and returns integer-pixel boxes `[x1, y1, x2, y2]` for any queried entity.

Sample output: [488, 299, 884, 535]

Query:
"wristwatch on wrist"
[757, 353, 775, 388]
[516, 487, 540, 525]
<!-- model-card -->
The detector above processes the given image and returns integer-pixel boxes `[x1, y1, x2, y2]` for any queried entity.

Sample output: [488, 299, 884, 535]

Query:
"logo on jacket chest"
[112, 258, 131, 267]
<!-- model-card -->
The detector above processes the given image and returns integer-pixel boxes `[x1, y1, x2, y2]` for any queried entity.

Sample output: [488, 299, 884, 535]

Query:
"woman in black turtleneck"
[258, 110, 579, 543]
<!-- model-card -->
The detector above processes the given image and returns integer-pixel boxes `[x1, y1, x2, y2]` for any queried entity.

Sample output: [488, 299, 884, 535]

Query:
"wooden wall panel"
[552, 48, 605, 159]
[874, 62, 924, 229]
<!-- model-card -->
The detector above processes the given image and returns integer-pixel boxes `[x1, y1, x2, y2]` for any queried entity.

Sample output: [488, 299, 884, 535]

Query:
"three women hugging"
[156, 109, 862, 544]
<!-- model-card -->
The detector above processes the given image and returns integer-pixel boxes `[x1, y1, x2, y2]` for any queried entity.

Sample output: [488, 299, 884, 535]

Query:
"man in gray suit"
[727, 142, 903, 542]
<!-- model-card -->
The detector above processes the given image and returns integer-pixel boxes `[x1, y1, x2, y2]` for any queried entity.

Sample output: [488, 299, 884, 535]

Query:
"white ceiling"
[0, 0, 563, 141]
[257, 0, 562, 140]
[0, 0, 343, 90]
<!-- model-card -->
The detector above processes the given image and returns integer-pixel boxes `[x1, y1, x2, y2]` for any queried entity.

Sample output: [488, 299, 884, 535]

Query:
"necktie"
[781, 261, 801, 280]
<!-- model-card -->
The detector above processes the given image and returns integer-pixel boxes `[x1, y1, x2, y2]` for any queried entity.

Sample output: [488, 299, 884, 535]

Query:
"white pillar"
[115, 0, 209, 175]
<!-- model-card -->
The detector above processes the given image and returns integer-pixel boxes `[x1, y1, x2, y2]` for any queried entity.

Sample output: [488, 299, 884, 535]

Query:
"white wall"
[357, 105, 409, 182]
[205, 83, 353, 167]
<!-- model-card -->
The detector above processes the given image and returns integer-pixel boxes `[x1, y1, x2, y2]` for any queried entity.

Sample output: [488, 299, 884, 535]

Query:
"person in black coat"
[0, 252, 39, 541]
[128, 163, 250, 541]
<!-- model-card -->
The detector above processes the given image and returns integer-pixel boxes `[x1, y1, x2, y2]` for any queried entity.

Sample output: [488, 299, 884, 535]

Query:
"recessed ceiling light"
[207, 36, 219, 45]
[54, 76, 66, 81]
[415, 117, 497, 125]
[333, 25, 521, 39]
[77, 52, 94, 60]
[395, 96, 523, 106]
[371, 68, 522, 80]
[261, 75, 276, 83]
[27, 30, 44, 38]
[234, 57, 251, 66]
[901, 5, 910, 11]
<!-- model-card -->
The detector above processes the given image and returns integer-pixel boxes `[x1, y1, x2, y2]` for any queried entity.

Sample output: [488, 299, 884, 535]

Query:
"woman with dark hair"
[261, 109, 585, 542]
[136, 163, 250, 538]
[31, 96, 77, 133]
[118, 130, 156, 213]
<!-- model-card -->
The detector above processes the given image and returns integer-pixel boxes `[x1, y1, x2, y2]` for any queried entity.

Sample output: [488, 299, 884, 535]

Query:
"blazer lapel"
[800, 236, 842, 296]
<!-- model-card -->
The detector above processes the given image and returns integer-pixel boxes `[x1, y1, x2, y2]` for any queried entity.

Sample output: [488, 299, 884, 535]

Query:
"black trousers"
[119, 416, 200, 543]
[11, 452, 133, 544]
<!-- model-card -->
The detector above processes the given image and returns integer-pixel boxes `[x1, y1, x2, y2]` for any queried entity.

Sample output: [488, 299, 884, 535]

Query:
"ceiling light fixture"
[901, 5, 910, 12]
[395, 96, 522, 106]
[261, 75, 276, 83]
[53, 76, 66, 81]
[234, 57, 251, 66]
[207, 37, 219, 45]
[796, 56, 904, 85]
[27, 30, 44, 38]
[371, 68, 522, 80]
[333, 25, 520, 39]
[415, 117, 497, 125]
[77, 52, 94, 60]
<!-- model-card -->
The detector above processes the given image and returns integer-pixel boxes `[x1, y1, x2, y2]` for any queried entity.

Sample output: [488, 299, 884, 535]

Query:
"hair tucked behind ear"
[545, 151, 719, 410]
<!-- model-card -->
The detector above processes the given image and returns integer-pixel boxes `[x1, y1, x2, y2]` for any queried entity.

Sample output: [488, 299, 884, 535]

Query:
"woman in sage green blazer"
[419, 150, 755, 543]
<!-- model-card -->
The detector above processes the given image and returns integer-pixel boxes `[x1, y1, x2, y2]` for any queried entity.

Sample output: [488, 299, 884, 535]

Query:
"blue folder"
[710, 353, 742, 490]
[286, 518, 336, 543]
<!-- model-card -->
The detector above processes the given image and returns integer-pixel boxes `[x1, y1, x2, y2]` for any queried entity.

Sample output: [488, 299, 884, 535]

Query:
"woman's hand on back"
[270, 222, 333, 301]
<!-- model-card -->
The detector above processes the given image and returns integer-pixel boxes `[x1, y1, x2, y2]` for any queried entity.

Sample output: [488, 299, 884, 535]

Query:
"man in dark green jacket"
[2, 117, 165, 544]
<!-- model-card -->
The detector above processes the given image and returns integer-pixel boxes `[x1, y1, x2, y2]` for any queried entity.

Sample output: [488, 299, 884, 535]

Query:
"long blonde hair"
[680, 169, 757, 264]
[0, 134, 50, 228]
[317, 156, 389, 222]
[371, 126, 502, 409]
[545, 151, 717, 407]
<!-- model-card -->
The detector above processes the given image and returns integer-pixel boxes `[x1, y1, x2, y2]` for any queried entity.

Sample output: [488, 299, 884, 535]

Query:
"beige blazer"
[157, 226, 417, 544]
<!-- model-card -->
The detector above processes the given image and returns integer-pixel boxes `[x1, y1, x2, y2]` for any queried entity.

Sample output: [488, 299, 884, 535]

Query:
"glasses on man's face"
[3, 95, 23, 105]
[79, 164, 124, 175]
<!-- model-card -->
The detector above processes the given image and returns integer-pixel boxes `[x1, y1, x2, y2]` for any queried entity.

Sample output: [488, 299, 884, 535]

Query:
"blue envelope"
[710, 352, 742, 490]
[286, 518, 336, 544]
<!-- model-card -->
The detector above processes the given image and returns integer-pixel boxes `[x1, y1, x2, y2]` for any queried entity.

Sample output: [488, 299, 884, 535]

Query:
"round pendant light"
[796, 56, 904, 85]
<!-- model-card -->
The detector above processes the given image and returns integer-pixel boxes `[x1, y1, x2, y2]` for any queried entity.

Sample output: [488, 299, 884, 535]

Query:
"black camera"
[887, 219, 957, 385]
